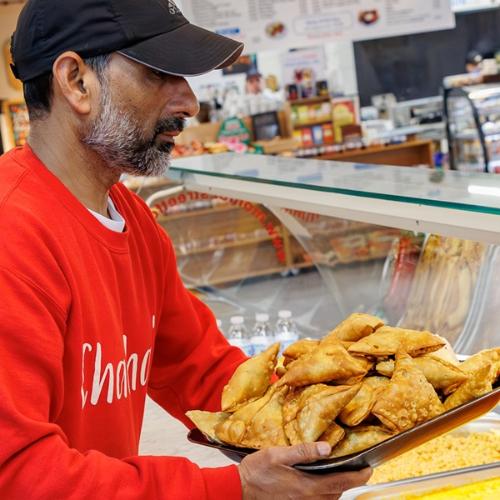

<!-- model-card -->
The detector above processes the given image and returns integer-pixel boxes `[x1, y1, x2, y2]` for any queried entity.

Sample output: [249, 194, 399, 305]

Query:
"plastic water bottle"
[227, 316, 253, 356]
[250, 313, 274, 355]
[274, 310, 299, 354]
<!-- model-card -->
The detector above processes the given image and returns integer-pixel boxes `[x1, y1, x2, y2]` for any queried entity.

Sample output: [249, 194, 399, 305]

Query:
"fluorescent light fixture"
[468, 185, 500, 197]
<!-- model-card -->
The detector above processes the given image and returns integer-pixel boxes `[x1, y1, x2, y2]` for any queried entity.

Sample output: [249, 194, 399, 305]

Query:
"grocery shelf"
[176, 234, 275, 257]
[292, 119, 333, 129]
[156, 204, 238, 222]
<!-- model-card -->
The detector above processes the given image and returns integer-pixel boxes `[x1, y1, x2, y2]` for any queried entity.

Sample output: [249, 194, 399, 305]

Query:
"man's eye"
[150, 69, 166, 80]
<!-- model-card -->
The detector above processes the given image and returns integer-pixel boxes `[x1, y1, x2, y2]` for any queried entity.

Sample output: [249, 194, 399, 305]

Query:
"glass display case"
[445, 84, 500, 173]
[129, 153, 500, 355]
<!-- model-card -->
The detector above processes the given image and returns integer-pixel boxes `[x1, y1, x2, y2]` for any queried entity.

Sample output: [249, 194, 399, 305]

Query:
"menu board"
[182, 0, 455, 52]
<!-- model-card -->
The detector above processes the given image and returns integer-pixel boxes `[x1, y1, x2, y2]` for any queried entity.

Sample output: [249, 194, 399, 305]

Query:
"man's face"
[246, 75, 263, 95]
[82, 54, 199, 177]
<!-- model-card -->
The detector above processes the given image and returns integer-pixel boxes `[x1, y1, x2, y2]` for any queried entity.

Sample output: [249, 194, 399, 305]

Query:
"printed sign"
[182, 0, 455, 53]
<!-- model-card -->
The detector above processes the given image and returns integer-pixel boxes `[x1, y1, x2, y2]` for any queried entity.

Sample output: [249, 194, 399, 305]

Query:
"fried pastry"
[296, 385, 360, 443]
[216, 387, 275, 446]
[461, 348, 500, 384]
[185, 410, 230, 444]
[283, 339, 320, 365]
[348, 326, 445, 358]
[221, 343, 279, 412]
[329, 426, 394, 458]
[339, 376, 390, 427]
[326, 313, 384, 342]
[443, 348, 500, 411]
[376, 355, 468, 395]
[372, 351, 444, 432]
[283, 384, 335, 445]
[242, 387, 289, 448]
[278, 337, 367, 387]
[319, 422, 345, 448]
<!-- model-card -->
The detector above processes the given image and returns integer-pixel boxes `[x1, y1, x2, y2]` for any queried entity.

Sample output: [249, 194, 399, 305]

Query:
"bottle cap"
[230, 315, 244, 325]
[278, 310, 292, 319]
[255, 313, 270, 323]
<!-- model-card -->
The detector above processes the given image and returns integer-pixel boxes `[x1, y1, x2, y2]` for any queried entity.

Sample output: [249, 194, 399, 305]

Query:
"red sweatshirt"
[0, 145, 247, 499]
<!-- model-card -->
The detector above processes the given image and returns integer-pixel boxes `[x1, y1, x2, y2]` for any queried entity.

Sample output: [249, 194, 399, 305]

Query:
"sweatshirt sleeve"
[147, 230, 248, 427]
[0, 267, 242, 500]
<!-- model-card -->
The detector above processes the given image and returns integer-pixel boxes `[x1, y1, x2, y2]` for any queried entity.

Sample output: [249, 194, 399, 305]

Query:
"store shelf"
[315, 140, 434, 167]
[157, 204, 238, 222]
[176, 234, 275, 257]
[168, 153, 500, 245]
[289, 96, 331, 106]
[196, 265, 290, 287]
[292, 120, 333, 129]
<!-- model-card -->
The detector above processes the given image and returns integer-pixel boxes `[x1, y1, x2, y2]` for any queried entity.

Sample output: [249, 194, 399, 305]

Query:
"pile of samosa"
[187, 313, 500, 459]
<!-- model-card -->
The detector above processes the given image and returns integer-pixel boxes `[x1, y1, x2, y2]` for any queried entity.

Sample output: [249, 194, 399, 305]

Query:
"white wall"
[0, 3, 24, 101]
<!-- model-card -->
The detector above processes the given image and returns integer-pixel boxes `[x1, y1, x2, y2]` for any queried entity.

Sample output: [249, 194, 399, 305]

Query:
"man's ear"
[52, 51, 96, 115]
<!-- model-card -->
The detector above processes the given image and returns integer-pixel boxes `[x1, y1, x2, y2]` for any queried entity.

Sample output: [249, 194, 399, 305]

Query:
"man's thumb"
[280, 441, 331, 466]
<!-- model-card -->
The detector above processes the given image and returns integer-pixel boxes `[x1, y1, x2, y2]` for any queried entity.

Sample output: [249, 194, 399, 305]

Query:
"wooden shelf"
[176, 235, 275, 257]
[290, 96, 331, 105]
[157, 204, 239, 222]
[292, 119, 333, 129]
[315, 139, 434, 167]
[196, 266, 289, 287]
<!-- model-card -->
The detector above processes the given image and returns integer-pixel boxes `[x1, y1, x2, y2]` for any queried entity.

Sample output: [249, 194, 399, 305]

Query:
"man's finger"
[270, 441, 332, 466]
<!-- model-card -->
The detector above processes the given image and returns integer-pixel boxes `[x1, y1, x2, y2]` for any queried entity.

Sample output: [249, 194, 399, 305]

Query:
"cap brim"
[118, 23, 244, 77]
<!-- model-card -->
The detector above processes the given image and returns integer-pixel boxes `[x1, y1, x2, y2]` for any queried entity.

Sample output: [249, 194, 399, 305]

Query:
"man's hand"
[239, 442, 371, 499]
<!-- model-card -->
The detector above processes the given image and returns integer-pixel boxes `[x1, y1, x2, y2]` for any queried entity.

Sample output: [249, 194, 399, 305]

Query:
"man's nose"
[167, 77, 200, 118]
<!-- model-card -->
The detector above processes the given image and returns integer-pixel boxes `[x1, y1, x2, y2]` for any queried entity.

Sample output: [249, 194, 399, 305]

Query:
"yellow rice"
[369, 431, 500, 485]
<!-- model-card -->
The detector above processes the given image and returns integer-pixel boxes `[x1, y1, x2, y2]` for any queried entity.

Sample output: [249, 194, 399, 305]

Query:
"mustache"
[154, 116, 186, 136]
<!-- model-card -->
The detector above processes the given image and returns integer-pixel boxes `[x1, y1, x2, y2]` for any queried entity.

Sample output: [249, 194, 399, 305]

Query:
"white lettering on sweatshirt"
[81, 335, 152, 409]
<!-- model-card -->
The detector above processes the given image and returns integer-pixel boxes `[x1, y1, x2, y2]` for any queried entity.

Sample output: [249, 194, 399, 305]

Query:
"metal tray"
[187, 386, 500, 474]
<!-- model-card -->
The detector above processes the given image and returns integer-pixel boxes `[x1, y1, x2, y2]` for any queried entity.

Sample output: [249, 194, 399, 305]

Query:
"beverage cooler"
[445, 84, 500, 173]
[129, 153, 500, 356]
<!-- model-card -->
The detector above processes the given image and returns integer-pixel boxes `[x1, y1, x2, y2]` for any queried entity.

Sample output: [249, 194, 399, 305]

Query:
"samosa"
[278, 337, 367, 387]
[372, 351, 444, 432]
[221, 343, 279, 412]
[348, 326, 444, 358]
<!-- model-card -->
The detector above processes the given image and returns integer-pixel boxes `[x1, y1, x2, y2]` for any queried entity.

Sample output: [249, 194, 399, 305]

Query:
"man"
[0, 0, 371, 497]
[245, 69, 265, 96]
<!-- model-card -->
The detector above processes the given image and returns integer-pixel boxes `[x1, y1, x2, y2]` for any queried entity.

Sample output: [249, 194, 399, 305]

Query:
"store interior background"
[1, 0, 499, 462]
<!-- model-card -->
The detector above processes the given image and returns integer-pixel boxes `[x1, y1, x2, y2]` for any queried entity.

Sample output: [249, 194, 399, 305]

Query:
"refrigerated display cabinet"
[445, 84, 500, 173]
[130, 153, 500, 354]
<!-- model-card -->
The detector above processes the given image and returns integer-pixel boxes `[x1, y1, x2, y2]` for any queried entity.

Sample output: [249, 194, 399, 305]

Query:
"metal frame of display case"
[444, 86, 489, 172]
[167, 154, 500, 246]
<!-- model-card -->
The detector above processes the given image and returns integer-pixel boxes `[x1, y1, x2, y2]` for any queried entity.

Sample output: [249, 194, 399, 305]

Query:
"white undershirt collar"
[88, 197, 125, 233]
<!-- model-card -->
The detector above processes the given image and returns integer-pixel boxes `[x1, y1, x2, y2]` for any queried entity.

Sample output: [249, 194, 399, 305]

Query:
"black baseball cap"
[11, 0, 244, 82]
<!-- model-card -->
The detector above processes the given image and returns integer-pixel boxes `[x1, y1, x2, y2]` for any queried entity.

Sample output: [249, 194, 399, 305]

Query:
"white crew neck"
[88, 197, 125, 233]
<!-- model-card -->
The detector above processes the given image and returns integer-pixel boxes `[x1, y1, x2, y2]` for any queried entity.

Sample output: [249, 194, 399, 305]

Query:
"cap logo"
[154, 0, 180, 15]
[167, 1, 181, 15]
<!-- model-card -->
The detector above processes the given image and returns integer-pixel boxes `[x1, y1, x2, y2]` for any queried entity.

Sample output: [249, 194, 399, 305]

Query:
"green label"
[217, 117, 252, 145]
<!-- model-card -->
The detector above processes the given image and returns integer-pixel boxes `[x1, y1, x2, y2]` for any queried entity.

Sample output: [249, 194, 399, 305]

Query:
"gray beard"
[82, 81, 180, 177]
